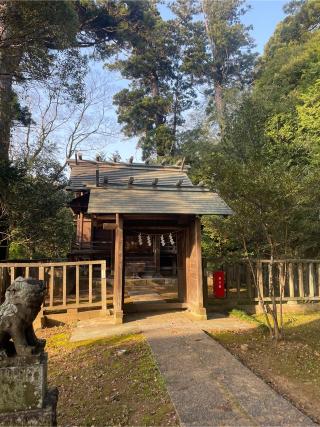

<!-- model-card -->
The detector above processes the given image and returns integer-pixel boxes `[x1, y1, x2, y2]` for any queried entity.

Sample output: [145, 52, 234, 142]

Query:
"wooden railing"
[206, 259, 320, 303]
[253, 259, 320, 301]
[0, 260, 109, 314]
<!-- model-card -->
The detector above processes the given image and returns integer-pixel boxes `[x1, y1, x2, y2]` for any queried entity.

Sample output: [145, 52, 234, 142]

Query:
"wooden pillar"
[113, 213, 124, 324]
[154, 235, 161, 276]
[186, 217, 207, 320]
[79, 213, 84, 249]
[177, 229, 186, 302]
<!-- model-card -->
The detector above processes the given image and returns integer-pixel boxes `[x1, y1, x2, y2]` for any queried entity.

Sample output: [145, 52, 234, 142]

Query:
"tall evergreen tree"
[111, 2, 196, 159]
[173, 0, 257, 132]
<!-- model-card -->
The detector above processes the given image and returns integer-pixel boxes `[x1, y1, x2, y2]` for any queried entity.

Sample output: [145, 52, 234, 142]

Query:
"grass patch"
[229, 309, 260, 324]
[211, 312, 320, 423]
[38, 326, 178, 426]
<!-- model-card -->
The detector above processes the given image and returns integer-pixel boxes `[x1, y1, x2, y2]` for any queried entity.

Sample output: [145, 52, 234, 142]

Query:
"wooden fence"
[207, 259, 320, 303]
[0, 260, 109, 314]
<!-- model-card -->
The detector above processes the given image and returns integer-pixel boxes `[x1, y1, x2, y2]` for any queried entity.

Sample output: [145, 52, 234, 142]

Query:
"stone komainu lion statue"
[0, 277, 46, 357]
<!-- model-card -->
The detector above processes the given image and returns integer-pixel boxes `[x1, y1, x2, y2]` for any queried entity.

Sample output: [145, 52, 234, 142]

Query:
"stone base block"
[187, 304, 207, 321]
[0, 353, 47, 413]
[113, 310, 124, 324]
[0, 388, 58, 426]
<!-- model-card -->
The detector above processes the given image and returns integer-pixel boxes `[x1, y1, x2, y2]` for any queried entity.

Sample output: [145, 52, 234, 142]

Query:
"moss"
[38, 327, 178, 426]
[229, 309, 259, 324]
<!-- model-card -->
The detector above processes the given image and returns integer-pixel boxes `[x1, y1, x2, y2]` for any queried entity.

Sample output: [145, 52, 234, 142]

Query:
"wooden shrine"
[67, 156, 231, 323]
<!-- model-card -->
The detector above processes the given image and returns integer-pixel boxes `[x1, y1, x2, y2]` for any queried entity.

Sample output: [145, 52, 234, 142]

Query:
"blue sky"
[244, 0, 286, 53]
[93, 1, 287, 162]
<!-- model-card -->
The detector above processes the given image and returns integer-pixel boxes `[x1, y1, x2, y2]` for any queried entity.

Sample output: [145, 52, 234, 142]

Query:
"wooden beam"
[102, 223, 117, 230]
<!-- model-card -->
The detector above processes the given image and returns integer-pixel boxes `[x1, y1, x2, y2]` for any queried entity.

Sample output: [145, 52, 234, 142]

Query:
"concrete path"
[70, 311, 314, 426]
[70, 311, 253, 342]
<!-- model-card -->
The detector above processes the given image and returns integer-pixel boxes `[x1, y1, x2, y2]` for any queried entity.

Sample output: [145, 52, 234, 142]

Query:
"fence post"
[236, 264, 241, 301]
[309, 263, 315, 298]
[75, 265, 80, 308]
[89, 263, 93, 305]
[63, 265, 67, 307]
[298, 263, 304, 298]
[257, 261, 263, 299]
[49, 266, 54, 308]
[246, 263, 252, 300]
[278, 262, 285, 300]
[100, 261, 107, 315]
[34, 266, 45, 329]
[0, 267, 4, 303]
[288, 263, 294, 298]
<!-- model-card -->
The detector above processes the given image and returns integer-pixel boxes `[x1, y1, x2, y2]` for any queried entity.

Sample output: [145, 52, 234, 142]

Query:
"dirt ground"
[38, 326, 178, 427]
[212, 311, 320, 424]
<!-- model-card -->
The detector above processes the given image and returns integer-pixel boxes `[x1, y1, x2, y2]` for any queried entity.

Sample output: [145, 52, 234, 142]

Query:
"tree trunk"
[214, 79, 225, 132]
[0, 1, 17, 161]
[0, 70, 14, 162]
[0, 3, 22, 259]
[150, 72, 166, 157]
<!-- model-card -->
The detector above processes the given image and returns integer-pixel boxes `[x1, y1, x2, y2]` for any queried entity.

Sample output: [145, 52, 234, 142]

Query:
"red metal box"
[213, 271, 225, 298]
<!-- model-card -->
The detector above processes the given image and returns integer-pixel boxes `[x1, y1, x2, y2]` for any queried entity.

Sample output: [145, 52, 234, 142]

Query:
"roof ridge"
[67, 158, 191, 171]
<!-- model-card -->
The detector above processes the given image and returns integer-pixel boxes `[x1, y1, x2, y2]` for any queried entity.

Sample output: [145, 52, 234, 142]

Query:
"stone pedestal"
[0, 353, 58, 426]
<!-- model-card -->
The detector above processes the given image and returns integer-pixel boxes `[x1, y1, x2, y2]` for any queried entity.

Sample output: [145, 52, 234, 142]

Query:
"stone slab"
[0, 388, 58, 427]
[145, 324, 315, 426]
[0, 353, 47, 413]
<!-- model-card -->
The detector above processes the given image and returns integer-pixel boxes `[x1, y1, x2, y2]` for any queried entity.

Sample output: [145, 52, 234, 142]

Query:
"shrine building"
[67, 156, 232, 323]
